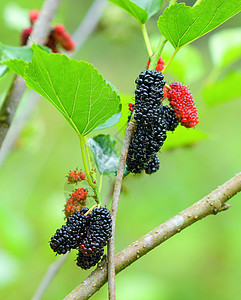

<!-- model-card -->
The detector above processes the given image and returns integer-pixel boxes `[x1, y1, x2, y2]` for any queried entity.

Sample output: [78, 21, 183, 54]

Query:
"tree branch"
[107, 120, 136, 299]
[64, 171, 241, 300]
[0, 0, 61, 149]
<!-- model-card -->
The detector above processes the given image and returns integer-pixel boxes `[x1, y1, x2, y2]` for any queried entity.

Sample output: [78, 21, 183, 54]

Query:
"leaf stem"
[141, 24, 153, 57]
[162, 47, 179, 74]
[79, 135, 102, 204]
[148, 36, 167, 71]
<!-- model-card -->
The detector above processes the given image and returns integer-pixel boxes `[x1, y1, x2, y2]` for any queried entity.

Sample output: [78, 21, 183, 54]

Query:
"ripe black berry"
[76, 248, 104, 269]
[161, 105, 179, 131]
[50, 207, 89, 254]
[145, 155, 160, 174]
[80, 207, 112, 256]
[126, 70, 167, 174]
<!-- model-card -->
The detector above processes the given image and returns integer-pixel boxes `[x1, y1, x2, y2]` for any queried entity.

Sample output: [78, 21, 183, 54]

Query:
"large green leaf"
[88, 134, 129, 177]
[24, 45, 120, 136]
[158, 0, 241, 50]
[202, 72, 241, 105]
[108, 0, 163, 24]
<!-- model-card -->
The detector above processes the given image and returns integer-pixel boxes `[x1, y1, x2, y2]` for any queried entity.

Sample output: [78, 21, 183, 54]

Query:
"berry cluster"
[167, 82, 199, 128]
[126, 70, 179, 174]
[50, 206, 112, 269]
[21, 10, 75, 53]
[65, 188, 88, 218]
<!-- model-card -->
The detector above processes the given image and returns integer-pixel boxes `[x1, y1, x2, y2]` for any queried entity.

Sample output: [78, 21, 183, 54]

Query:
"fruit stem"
[79, 135, 102, 204]
[162, 48, 179, 74]
[84, 204, 98, 216]
[141, 24, 153, 57]
[148, 36, 167, 71]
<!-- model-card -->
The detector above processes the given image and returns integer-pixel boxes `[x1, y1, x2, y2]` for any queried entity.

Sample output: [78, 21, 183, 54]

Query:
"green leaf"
[88, 134, 120, 175]
[108, 0, 163, 24]
[24, 45, 120, 136]
[158, 1, 241, 49]
[202, 72, 241, 105]
[89, 134, 130, 177]
[208, 28, 241, 69]
[162, 126, 208, 150]
[0, 64, 9, 81]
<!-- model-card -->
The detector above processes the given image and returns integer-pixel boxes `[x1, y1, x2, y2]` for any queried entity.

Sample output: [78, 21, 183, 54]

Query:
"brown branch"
[0, 0, 61, 149]
[107, 120, 135, 299]
[64, 171, 241, 300]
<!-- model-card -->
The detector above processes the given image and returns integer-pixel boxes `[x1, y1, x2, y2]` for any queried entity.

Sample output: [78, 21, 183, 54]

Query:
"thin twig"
[107, 120, 136, 300]
[64, 171, 241, 300]
[0, 0, 61, 150]
[0, 0, 106, 165]
[31, 253, 69, 300]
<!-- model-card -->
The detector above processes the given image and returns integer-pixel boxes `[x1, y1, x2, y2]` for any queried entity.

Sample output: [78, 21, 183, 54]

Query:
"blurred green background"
[0, 0, 241, 299]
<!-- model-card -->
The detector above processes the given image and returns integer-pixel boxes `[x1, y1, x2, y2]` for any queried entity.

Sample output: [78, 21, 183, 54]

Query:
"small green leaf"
[108, 0, 163, 24]
[88, 134, 120, 175]
[0, 64, 9, 81]
[202, 72, 241, 105]
[209, 28, 241, 69]
[24, 45, 120, 136]
[162, 126, 208, 150]
[158, 1, 241, 49]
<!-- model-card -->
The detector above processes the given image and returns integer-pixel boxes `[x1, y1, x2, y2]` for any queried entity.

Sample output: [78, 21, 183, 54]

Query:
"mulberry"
[50, 208, 88, 254]
[145, 155, 160, 174]
[67, 170, 86, 184]
[167, 82, 199, 128]
[76, 248, 104, 269]
[80, 207, 112, 256]
[126, 70, 167, 174]
[161, 105, 179, 131]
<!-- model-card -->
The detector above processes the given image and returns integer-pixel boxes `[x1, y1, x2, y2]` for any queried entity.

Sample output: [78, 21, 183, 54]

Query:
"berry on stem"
[67, 170, 86, 184]
[167, 82, 199, 128]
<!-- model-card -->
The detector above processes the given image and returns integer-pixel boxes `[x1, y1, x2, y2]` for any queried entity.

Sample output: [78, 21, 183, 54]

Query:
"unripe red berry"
[128, 103, 134, 112]
[167, 82, 199, 128]
[67, 170, 86, 184]
[71, 188, 88, 202]
[29, 10, 39, 24]
[20, 27, 32, 45]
